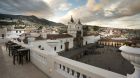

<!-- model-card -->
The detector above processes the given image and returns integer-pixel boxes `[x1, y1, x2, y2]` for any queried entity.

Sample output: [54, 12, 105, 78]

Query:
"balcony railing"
[11, 40, 126, 78]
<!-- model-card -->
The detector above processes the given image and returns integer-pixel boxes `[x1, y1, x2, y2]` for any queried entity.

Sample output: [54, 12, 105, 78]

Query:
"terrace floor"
[0, 43, 49, 78]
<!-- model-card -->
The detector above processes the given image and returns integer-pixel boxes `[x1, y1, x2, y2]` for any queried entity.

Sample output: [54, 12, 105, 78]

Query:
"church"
[67, 16, 83, 48]
[67, 16, 100, 49]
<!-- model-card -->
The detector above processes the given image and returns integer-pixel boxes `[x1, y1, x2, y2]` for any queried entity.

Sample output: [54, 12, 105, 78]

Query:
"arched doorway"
[2, 34, 4, 39]
[65, 42, 69, 51]
[86, 41, 88, 45]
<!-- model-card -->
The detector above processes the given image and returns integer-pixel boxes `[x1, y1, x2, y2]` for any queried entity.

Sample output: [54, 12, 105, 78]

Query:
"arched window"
[86, 41, 88, 45]
[63, 66, 65, 70]
[1, 34, 4, 39]
[59, 64, 61, 69]
[38, 45, 41, 49]
[72, 70, 74, 76]
[61, 45, 63, 49]
[54, 46, 56, 51]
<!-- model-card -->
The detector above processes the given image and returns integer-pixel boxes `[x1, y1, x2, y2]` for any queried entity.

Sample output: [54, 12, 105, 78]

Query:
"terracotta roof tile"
[47, 34, 73, 39]
[35, 34, 73, 40]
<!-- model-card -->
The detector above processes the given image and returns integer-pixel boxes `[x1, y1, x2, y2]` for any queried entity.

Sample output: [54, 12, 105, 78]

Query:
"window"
[59, 64, 61, 69]
[19, 31, 21, 33]
[41, 47, 44, 50]
[16, 31, 18, 33]
[78, 27, 79, 29]
[38, 45, 41, 49]
[63, 66, 65, 70]
[61, 45, 63, 49]
[1, 34, 4, 39]
[86, 41, 88, 45]
[54, 46, 56, 51]
[72, 70, 74, 76]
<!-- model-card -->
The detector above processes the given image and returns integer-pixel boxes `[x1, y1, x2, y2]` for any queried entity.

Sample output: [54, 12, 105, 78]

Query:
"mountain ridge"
[0, 13, 65, 26]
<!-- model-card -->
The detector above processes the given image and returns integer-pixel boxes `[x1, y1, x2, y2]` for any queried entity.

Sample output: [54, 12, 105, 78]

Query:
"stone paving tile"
[0, 44, 49, 78]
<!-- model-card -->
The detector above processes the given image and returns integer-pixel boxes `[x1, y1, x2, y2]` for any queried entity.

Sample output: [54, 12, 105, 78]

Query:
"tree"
[93, 26, 99, 31]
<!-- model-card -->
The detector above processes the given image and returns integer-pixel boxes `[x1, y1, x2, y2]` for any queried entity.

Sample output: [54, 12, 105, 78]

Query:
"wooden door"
[65, 42, 69, 51]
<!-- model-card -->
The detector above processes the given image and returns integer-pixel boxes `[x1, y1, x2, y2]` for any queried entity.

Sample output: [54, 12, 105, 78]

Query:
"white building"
[6, 25, 26, 38]
[30, 34, 74, 53]
[0, 27, 7, 39]
[6, 24, 38, 39]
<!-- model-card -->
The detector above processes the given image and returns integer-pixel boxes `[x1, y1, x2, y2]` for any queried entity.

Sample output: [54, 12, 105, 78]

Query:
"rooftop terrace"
[0, 43, 49, 78]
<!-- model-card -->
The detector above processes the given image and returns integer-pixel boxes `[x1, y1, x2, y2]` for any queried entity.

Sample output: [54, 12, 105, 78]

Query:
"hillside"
[0, 13, 65, 26]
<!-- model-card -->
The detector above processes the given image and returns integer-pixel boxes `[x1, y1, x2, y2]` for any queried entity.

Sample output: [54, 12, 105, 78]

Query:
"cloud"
[59, 7, 94, 23]
[59, 0, 108, 24]
[87, 14, 140, 29]
[58, 3, 72, 11]
[60, 0, 140, 24]
[86, 0, 108, 11]
[43, 0, 72, 11]
[117, 0, 140, 16]
[104, 0, 140, 18]
[0, 0, 53, 18]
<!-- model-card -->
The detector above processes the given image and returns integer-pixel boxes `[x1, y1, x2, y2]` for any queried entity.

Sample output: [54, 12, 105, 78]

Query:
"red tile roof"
[83, 33, 99, 36]
[35, 34, 73, 40]
[47, 34, 73, 39]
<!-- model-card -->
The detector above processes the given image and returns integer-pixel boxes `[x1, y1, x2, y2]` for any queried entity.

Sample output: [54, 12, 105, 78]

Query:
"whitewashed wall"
[0, 28, 7, 38]
[47, 38, 73, 53]
[30, 40, 55, 53]
[30, 37, 73, 53]
[7, 29, 25, 38]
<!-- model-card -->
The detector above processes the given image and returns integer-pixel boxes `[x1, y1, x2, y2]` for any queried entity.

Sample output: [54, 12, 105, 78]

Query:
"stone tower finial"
[70, 15, 74, 23]
[78, 19, 81, 24]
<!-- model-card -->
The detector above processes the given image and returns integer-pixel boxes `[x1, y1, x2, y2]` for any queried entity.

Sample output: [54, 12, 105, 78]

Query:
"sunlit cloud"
[43, 0, 72, 11]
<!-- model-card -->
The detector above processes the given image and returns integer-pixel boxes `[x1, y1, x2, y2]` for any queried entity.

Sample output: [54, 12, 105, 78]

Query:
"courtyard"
[59, 44, 134, 75]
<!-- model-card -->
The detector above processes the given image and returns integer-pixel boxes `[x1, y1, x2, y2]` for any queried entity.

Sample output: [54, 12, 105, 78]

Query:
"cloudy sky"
[0, 0, 140, 29]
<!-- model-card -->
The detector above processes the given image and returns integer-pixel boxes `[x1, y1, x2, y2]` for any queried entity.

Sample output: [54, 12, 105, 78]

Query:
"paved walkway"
[0, 43, 49, 78]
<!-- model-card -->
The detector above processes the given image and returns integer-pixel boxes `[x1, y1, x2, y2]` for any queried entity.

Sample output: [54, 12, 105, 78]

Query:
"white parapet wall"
[120, 46, 140, 78]
[12, 40, 126, 78]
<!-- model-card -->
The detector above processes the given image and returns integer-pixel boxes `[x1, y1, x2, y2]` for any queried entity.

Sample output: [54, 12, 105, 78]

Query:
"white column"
[56, 64, 60, 70]
[74, 72, 77, 78]
[69, 69, 74, 78]
[69, 69, 72, 75]
[79, 74, 83, 78]
[64, 67, 68, 77]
